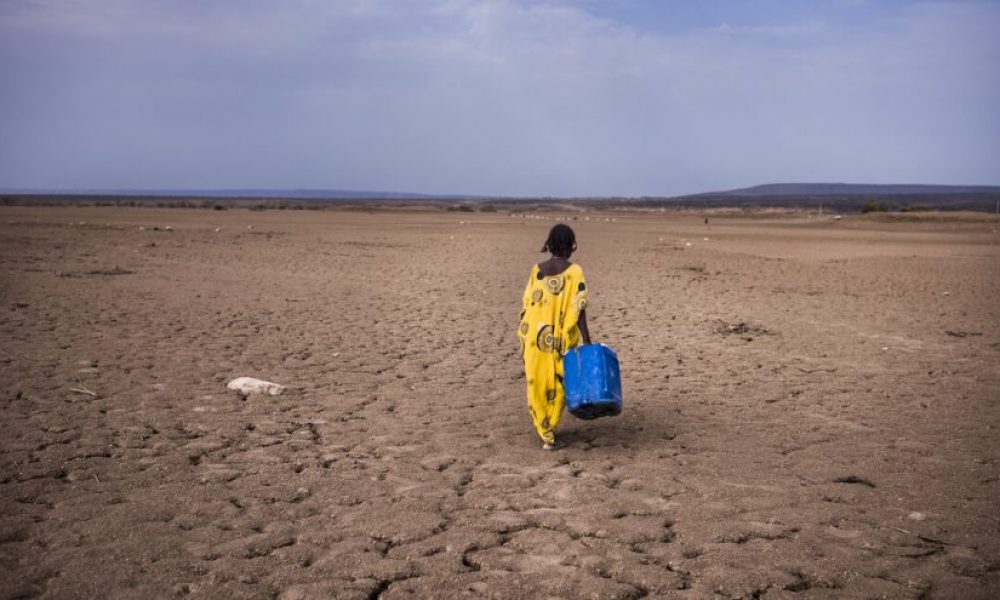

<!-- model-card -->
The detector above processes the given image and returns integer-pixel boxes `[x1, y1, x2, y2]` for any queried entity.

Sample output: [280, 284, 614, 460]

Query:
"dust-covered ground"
[1, 206, 998, 599]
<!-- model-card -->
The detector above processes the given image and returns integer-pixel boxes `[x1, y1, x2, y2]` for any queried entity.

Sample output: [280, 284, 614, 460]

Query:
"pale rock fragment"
[227, 377, 286, 397]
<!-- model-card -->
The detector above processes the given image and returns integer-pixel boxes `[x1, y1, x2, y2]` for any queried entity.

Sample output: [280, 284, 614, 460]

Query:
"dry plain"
[1, 205, 999, 599]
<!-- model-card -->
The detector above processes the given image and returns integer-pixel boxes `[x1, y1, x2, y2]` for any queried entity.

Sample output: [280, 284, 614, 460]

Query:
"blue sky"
[1, 0, 998, 196]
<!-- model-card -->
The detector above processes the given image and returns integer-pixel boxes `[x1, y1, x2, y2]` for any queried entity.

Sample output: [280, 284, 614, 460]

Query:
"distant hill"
[657, 182, 1000, 212]
[692, 183, 1000, 197]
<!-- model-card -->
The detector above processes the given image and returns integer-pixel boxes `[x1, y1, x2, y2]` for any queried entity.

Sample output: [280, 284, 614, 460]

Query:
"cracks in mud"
[371, 536, 395, 558]
[364, 572, 421, 600]
[783, 570, 813, 592]
[781, 569, 844, 593]
[716, 527, 800, 545]
[364, 579, 392, 600]
[834, 474, 877, 488]
[241, 535, 296, 559]
[460, 552, 481, 572]
[300, 421, 321, 444]
[452, 471, 473, 497]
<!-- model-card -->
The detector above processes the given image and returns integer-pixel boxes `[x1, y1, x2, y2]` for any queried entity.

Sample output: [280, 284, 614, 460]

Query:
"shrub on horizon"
[861, 200, 893, 213]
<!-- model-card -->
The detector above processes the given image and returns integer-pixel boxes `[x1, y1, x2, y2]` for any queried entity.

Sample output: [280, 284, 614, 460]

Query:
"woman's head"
[541, 224, 577, 258]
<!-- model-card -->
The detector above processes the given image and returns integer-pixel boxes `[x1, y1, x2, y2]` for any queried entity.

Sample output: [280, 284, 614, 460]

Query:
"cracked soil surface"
[1, 206, 999, 599]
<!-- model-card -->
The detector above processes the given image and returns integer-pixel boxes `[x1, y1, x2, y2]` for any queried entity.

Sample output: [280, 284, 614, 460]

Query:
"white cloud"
[705, 20, 826, 37]
[1, 0, 998, 194]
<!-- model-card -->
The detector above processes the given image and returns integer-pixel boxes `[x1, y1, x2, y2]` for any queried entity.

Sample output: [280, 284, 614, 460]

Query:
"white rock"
[908, 511, 926, 521]
[227, 377, 285, 396]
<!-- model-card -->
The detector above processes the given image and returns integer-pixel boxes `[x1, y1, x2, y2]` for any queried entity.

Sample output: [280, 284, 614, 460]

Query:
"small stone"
[227, 377, 285, 396]
[908, 511, 926, 521]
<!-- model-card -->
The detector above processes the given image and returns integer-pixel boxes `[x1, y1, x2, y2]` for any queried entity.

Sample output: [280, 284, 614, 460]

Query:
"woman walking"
[518, 224, 591, 449]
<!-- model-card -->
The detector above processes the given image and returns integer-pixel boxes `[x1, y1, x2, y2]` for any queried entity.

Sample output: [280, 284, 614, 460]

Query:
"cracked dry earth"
[1, 206, 999, 600]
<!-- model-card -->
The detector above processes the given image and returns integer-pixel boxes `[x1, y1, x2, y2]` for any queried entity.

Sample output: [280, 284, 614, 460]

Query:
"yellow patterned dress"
[518, 263, 589, 445]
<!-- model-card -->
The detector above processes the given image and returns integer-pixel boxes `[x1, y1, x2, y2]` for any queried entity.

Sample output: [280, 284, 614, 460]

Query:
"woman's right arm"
[578, 309, 591, 345]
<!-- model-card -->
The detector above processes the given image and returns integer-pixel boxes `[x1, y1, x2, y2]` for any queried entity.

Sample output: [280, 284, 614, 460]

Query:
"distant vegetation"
[693, 183, 1000, 197]
[860, 200, 937, 214]
[2, 182, 999, 214]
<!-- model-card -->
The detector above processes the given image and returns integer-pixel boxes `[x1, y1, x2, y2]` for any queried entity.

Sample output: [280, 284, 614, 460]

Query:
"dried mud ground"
[1, 206, 999, 600]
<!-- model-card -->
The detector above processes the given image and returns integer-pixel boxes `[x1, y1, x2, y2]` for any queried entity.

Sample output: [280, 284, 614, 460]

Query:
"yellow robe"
[518, 263, 589, 444]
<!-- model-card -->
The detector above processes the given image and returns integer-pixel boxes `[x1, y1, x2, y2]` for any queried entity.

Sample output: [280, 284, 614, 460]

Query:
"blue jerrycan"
[563, 343, 623, 420]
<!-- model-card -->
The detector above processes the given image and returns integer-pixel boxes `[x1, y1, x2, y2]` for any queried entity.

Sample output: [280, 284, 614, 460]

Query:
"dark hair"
[541, 224, 577, 258]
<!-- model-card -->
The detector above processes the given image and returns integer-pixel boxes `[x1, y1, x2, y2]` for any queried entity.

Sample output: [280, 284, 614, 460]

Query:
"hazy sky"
[1, 0, 998, 196]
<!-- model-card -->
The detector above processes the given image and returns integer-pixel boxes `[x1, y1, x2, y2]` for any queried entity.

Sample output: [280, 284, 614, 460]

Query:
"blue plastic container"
[563, 343, 623, 420]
